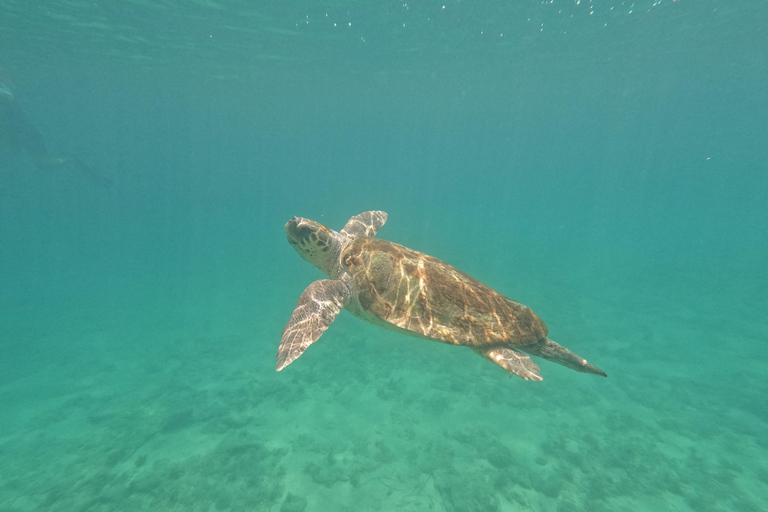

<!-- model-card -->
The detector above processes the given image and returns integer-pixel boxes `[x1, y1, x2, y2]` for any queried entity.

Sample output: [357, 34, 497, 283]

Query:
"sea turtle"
[277, 211, 607, 381]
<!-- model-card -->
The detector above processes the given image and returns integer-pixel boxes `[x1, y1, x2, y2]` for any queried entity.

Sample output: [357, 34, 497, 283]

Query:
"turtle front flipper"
[341, 211, 388, 238]
[277, 279, 349, 371]
[471, 347, 543, 381]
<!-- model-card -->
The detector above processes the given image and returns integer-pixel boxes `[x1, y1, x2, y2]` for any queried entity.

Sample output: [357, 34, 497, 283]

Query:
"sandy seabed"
[1, 268, 766, 512]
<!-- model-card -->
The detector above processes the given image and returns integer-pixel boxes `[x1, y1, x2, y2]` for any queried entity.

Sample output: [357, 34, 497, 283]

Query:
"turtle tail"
[519, 337, 607, 377]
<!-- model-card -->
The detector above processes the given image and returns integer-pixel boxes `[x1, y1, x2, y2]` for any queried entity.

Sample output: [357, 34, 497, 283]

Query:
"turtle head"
[285, 217, 342, 276]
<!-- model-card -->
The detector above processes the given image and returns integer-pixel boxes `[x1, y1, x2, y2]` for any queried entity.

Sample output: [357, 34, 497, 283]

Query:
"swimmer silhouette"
[0, 71, 110, 187]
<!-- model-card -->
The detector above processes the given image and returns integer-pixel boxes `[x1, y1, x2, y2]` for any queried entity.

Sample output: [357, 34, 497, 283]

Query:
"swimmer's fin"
[69, 155, 112, 187]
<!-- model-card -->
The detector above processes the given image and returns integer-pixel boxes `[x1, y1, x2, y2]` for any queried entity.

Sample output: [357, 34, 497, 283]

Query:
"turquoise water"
[1, 1, 766, 511]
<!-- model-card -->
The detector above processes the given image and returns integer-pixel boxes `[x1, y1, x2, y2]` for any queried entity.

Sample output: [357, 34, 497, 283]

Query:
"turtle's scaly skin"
[341, 237, 547, 347]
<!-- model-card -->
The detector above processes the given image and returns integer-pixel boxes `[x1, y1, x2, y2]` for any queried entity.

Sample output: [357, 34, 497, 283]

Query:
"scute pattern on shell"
[341, 237, 548, 347]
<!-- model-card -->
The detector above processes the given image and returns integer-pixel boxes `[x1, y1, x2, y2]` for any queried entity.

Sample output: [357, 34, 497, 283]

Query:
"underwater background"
[1, 1, 766, 511]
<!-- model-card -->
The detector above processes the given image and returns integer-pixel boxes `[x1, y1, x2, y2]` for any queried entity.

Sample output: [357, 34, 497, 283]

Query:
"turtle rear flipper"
[277, 279, 348, 371]
[519, 337, 607, 377]
[471, 347, 543, 381]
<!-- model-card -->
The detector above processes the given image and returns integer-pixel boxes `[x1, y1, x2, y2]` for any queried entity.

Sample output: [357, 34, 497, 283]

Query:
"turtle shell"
[340, 237, 547, 346]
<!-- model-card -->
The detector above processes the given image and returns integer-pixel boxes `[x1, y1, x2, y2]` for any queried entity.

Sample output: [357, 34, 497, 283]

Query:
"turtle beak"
[286, 217, 314, 246]
[285, 218, 301, 245]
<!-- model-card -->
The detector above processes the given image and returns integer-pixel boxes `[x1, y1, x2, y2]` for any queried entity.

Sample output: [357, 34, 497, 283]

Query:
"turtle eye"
[295, 226, 311, 239]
